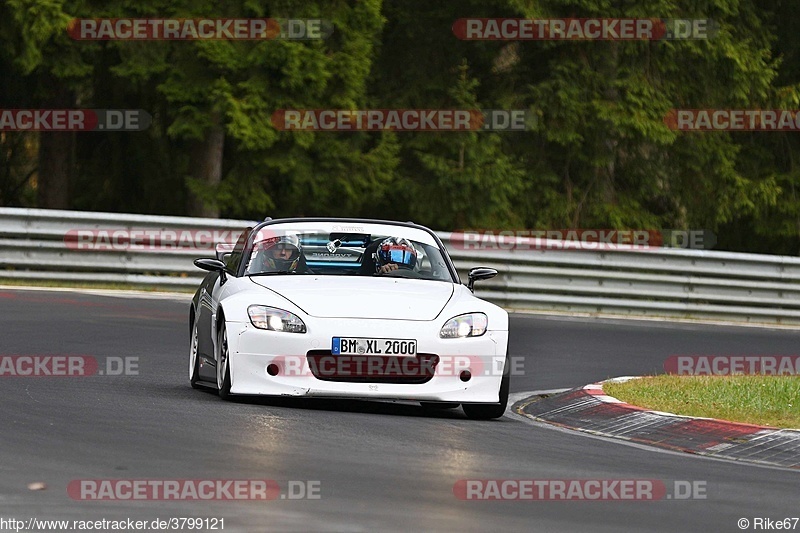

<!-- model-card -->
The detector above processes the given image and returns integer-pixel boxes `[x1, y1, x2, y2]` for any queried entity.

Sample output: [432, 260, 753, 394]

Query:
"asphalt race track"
[1, 288, 798, 532]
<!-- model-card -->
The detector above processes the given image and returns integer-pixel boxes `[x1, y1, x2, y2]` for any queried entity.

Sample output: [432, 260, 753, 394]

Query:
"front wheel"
[462, 362, 510, 420]
[189, 320, 201, 389]
[216, 318, 233, 400]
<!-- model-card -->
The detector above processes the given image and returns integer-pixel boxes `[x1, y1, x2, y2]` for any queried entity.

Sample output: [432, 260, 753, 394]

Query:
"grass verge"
[603, 375, 800, 429]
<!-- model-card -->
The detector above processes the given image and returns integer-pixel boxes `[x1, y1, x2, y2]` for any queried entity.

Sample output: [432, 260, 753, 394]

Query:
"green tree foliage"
[1, 0, 799, 253]
[500, 0, 789, 244]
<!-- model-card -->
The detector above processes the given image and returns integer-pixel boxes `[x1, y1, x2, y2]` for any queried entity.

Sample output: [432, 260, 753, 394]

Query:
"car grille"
[305, 351, 439, 384]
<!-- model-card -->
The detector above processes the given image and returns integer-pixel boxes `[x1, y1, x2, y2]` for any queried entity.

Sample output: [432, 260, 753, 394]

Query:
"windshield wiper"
[247, 271, 295, 277]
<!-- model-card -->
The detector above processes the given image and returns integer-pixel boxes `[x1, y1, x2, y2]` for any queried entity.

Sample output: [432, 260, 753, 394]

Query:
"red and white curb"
[515, 377, 800, 469]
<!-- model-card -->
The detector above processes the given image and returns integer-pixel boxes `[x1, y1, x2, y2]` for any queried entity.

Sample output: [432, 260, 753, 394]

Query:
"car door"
[196, 227, 251, 381]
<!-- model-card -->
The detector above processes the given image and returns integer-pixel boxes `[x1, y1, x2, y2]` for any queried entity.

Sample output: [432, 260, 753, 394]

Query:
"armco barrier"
[0, 208, 252, 290]
[1, 207, 799, 325]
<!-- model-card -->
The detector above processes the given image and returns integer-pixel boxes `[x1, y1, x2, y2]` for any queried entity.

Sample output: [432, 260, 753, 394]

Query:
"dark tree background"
[1, 0, 799, 253]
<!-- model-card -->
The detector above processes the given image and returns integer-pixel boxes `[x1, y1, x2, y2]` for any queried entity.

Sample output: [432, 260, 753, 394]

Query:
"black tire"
[420, 402, 460, 410]
[462, 362, 510, 420]
[189, 319, 202, 389]
[216, 317, 233, 400]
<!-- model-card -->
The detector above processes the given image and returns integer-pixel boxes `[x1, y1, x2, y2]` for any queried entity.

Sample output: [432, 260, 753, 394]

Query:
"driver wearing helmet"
[373, 236, 418, 275]
[249, 234, 311, 274]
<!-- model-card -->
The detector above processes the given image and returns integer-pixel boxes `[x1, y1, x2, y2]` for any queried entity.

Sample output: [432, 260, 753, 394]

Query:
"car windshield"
[243, 224, 454, 282]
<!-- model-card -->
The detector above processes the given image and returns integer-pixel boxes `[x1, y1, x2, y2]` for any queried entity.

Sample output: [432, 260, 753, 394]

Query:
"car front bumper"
[225, 318, 509, 403]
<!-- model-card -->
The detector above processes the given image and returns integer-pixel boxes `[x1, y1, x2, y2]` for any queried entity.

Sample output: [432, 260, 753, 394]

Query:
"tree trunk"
[186, 111, 224, 218]
[37, 80, 75, 209]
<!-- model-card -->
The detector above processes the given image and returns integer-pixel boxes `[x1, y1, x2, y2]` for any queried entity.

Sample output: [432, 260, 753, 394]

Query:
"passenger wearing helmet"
[374, 236, 418, 275]
[249, 234, 311, 274]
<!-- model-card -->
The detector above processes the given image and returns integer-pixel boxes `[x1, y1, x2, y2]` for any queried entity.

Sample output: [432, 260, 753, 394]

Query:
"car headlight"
[439, 313, 488, 338]
[248, 305, 307, 333]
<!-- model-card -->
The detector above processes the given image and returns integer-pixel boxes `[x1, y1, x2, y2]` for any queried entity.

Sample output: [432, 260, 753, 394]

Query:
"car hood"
[249, 276, 454, 320]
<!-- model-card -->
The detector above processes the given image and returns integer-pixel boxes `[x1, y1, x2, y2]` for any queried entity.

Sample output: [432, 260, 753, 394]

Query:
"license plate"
[332, 337, 417, 356]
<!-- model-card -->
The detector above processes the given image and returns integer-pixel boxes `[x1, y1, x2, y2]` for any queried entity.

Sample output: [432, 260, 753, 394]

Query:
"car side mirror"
[467, 267, 497, 292]
[194, 258, 227, 283]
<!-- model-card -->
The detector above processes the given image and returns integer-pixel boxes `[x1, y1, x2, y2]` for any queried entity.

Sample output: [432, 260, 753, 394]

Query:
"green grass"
[0, 278, 194, 293]
[603, 375, 800, 429]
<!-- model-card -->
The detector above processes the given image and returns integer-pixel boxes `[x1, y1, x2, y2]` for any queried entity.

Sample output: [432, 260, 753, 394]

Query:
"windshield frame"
[238, 218, 460, 283]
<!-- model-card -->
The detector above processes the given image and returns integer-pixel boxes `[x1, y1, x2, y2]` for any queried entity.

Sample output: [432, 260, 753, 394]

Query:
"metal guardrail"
[0, 208, 251, 290]
[1, 207, 799, 325]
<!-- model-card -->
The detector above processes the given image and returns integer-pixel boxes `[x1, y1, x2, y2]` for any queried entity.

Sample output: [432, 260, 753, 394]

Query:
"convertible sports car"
[189, 218, 510, 419]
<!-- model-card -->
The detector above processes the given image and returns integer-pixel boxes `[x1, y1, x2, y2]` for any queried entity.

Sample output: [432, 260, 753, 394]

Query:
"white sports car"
[189, 218, 509, 419]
